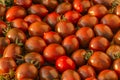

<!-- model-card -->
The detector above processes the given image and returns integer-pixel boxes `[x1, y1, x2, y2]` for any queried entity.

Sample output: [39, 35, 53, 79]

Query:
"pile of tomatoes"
[0, 0, 120, 80]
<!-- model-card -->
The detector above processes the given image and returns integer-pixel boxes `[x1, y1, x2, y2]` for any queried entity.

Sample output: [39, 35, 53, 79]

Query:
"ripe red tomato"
[55, 56, 76, 73]
[114, 5, 120, 17]
[113, 30, 120, 45]
[0, 4, 6, 17]
[6, 6, 26, 22]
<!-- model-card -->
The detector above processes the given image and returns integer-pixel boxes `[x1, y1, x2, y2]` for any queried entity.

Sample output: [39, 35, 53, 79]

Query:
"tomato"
[61, 69, 81, 80]
[43, 31, 62, 44]
[28, 21, 51, 37]
[55, 56, 76, 73]
[89, 36, 110, 52]
[43, 43, 66, 63]
[0, 57, 17, 74]
[55, 2, 72, 14]
[114, 5, 120, 17]
[0, 4, 6, 17]
[3, 43, 22, 60]
[24, 14, 41, 25]
[15, 63, 38, 80]
[76, 27, 94, 48]
[88, 51, 111, 72]
[77, 14, 98, 28]
[6, 6, 26, 22]
[6, 28, 27, 43]
[94, 24, 113, 41]
[55, 20, 75, 38]
[0, 21, 7, 36]
[98, 69, 118, 80]
[11, 18, 28, 32]
[39, 66, 59, 80]
[28, 4, 48, 18]
[77, 65, 96, 80]
[85, 77, 97, 80]
[62, 35, 79, 55]
[14, 0, 32, 8]
[25, 36, 47, 53]
[113, 30, 120, 45]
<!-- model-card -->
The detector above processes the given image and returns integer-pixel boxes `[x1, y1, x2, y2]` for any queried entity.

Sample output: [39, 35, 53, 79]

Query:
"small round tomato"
[78, 65, 96, 80]
[62, 35, 79, 55]
[43, 43, 66, 63]
[0, 57, 17, 74]
[3, 44, 22, 60]
[6, 28, 27, 43]
[15, 63, 38, 80]
[14, 0, 32, 8]
[25, 36, 47, 53]
[76, 27, 94, 48]
[0, 4, 6, 17]
[24, 14, 41, 25]
[114, 5, 120, 17]
[88, 51, 111, 72]
[89, 36, 110, 52]
[28, 4, 48, 18]
[39, 66, 59, 80]
[11, 18, 28, 32]
[28, 21, 51, 37]
[73, 0, 83, 13]
[55, 56, 76, 73]
[98, 69, 118, 80]
[43, 31, 62, 44]
[6, 6, 26, 22]
[113, 30, 120, 45]
[61, 69, 81, 80]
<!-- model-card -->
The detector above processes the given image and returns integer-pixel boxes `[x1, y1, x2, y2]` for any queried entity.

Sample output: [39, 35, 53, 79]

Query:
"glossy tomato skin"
[0, 57, 17, 74]
[106, 45, 120, 60]
[25, 36, 47, 53]
[101, 14, 120, 33]
[61, 69, 81, 80]
[11, 18, 28, 32]
[55, 21, 75, 38]
[113, 59, 120, 78]
[114, 5, 120, 17]
[76, 27, 94, 48]
[98, 69, 118, 80]
[94, 24, 113, 41]
[55, 2, 72, 14]
[6, 28, 27, 43]
[43, 43, 66, 63]
[77, 14, 98, 28]
[24, 52, 44, 67]
[28, 4, 48, 18]
[0, 4, 6, 17]
[71, 49, 86, 67]
[55, 56, 76, 73]
[89, 36, 110, 52]
[88, 51, 111, 72]
[39, 66, 59, 80]
[88, 4, 108, 19]
[24, 14, 41, 25]
[62, 35, 79, 55]
[28, 21, 51, 37]
[6, 6, 26, 22]
[0, 21, 7, 36]
[64, 10, 81, 24]
[113, 30, 120, 45]
[78, 65, 96, 80]
[15, 63, 38, 80]
[3, 44, 22, 60]
[43, 31, 62, 44]
[14, 0, 32, 8]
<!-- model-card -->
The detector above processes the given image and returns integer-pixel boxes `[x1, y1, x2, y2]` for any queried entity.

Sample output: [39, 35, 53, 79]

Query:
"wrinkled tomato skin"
[55, 56, 76, 73]
[77, 65, 96, 80]
[15, 63, 38, 80]
[0, 21, 7, 36]
[6, 6, 27, 22]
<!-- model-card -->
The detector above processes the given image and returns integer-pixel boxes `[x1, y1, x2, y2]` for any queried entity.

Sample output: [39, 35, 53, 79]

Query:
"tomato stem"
[84, 50, 93, 60]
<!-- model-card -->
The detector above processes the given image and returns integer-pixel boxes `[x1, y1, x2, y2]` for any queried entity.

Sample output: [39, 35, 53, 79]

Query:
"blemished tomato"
[15, 63, 38, 80]
[55, 56, 76, 73]
[98, 69, 118, 80]
[61, 69, 81, 80]
[43, 43, 66, 63]
[39, 66, 59, 80]
[77, 65, 96, 80]
[6, 6, 27, 22]
[88, 51, 111, 72]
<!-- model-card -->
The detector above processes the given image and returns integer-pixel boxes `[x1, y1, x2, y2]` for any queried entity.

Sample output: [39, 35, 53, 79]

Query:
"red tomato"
[114, 5, 120, 17]
[0, 4, 6, 17]
[113, 30, 120, 45]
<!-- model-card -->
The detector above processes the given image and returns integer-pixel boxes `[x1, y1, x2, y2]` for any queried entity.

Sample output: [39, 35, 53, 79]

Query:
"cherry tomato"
[55, 56, 76, 73]
[43, 43, 66, 63]
[113, 30, 120, 45]
[114, 5, 120, 17]
[6, 6, 26, 22]
[0, 4, 6, 17]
